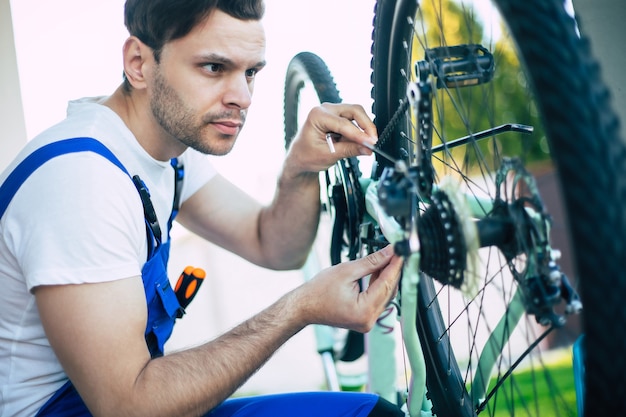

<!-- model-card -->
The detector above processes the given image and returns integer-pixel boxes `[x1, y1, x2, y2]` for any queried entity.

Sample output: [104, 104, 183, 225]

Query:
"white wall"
[0, 0, 27, 170]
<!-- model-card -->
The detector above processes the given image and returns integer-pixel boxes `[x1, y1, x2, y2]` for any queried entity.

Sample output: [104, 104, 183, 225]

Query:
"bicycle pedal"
[418, 44, 494, 89]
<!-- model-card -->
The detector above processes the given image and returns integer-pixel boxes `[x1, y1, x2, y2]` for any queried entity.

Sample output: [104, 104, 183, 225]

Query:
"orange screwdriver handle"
[174, 266, 206, 311]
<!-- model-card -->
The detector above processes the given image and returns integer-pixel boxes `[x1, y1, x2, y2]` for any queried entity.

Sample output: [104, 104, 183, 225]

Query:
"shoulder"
[3, 152, 146, 289]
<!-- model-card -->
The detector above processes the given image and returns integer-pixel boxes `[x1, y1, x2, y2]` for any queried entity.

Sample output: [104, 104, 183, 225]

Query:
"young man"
[0, 1, 404, 416]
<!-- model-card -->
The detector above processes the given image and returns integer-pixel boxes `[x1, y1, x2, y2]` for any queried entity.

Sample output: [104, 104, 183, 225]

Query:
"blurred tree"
[411, 0, 549, 175]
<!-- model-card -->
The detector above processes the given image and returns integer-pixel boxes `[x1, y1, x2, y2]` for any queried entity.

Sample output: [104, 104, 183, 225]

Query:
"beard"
[150, 66, 246, 156]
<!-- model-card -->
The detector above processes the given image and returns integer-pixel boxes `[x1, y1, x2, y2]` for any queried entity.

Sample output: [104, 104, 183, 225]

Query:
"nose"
[223, 74, 253, 110]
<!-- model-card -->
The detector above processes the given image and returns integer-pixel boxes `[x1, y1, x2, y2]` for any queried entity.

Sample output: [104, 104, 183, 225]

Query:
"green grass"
[487, 354, 579, 417]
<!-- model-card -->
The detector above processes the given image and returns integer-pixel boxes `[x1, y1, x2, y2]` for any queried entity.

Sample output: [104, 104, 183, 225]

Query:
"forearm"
[119, 292, 305, 417]
[40, 247, 402, 417]
[257, 167, 321, 270]
[255, 102, 377, 270]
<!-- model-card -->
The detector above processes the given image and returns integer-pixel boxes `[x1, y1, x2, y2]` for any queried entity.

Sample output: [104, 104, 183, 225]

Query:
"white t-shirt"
[0, 97, 216, 416]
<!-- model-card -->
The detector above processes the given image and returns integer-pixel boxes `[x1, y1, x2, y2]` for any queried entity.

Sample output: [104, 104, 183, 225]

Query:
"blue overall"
[1, 138, 392, 417]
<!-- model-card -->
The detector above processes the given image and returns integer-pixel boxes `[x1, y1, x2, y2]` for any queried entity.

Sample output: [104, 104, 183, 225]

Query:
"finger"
[332, 245, 395, 286]
[319, 103, 378, 146]
[338, 104, 378, 143]
[325, 129, 374, 159]
[344, 106, 378, 145]
[366, 254, 403, 305]
[352, 258, 402, 329]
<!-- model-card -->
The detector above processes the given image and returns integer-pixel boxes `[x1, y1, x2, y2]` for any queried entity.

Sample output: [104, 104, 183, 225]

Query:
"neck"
[103, 85, 187, 161]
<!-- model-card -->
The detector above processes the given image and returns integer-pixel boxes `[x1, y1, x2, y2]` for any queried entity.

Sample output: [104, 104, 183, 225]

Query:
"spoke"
[477, 326, 554, 413]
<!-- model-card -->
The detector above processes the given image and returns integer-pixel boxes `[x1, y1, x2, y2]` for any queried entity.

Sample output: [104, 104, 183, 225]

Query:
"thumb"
[347, 245, 395, 278]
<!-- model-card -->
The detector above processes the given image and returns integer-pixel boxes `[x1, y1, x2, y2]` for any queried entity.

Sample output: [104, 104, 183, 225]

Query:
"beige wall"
[0, 0, 27, 170]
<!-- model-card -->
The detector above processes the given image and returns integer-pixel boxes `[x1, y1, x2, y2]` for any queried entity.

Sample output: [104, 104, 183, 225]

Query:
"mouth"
[211, 120, 242, 136]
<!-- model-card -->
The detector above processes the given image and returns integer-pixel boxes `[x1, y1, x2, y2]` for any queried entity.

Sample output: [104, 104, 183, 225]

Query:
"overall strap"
[0, 138, 128, 219]
[0, 137, 184, 258]
[168, 157, 184, 231]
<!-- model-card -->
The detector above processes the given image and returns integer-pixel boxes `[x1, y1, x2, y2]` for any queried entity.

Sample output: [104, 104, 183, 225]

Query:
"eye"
[245, 68, 258, 79]
[203, 63, 223, 74]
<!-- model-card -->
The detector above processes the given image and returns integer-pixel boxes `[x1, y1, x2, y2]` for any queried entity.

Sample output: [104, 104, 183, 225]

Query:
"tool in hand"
[326, 131, 397, 166]
[174, 266, 206, 311]
[325, 133, 337, 153]
[361, 141, 397, 164]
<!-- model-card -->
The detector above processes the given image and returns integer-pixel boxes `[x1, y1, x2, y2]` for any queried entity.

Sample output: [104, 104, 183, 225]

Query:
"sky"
[9, 0, 377, 201]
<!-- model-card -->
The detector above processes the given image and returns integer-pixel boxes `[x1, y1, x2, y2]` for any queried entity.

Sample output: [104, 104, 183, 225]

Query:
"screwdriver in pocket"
[174, 266, 206, 311]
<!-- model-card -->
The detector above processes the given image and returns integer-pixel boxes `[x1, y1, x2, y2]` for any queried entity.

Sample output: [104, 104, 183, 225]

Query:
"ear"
[122, 36, 153, 90]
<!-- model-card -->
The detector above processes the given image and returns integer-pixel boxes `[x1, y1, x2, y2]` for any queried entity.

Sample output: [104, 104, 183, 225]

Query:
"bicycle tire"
[370, 0, 626, 416]
[283, 51, 366, 364]
[284, 52, 342, 149]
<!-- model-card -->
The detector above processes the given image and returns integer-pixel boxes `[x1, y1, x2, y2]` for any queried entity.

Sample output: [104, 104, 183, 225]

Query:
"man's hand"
[283, 102, 378, 180]
[293, 245, 403, 333]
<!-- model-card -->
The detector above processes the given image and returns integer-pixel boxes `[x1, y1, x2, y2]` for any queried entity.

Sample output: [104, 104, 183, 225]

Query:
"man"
[0, 1, 404, 416]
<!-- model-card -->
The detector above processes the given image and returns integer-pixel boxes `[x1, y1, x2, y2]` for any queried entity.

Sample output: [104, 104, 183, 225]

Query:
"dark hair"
[122, 0, 265, 91]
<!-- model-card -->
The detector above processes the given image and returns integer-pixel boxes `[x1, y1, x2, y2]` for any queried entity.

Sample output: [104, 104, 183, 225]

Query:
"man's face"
[148, 10, 266, 156]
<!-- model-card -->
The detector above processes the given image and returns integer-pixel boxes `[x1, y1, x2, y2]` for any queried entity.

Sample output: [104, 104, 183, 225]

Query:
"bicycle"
[283, 0, 626, 416]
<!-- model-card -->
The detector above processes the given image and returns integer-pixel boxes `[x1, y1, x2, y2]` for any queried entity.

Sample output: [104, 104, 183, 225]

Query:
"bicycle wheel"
[370, 0, 626, 416]
[283, 51, 365, 364]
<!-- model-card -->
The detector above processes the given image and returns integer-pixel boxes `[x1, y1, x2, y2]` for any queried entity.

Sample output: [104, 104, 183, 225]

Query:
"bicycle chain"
[375, 96, 411, 151]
